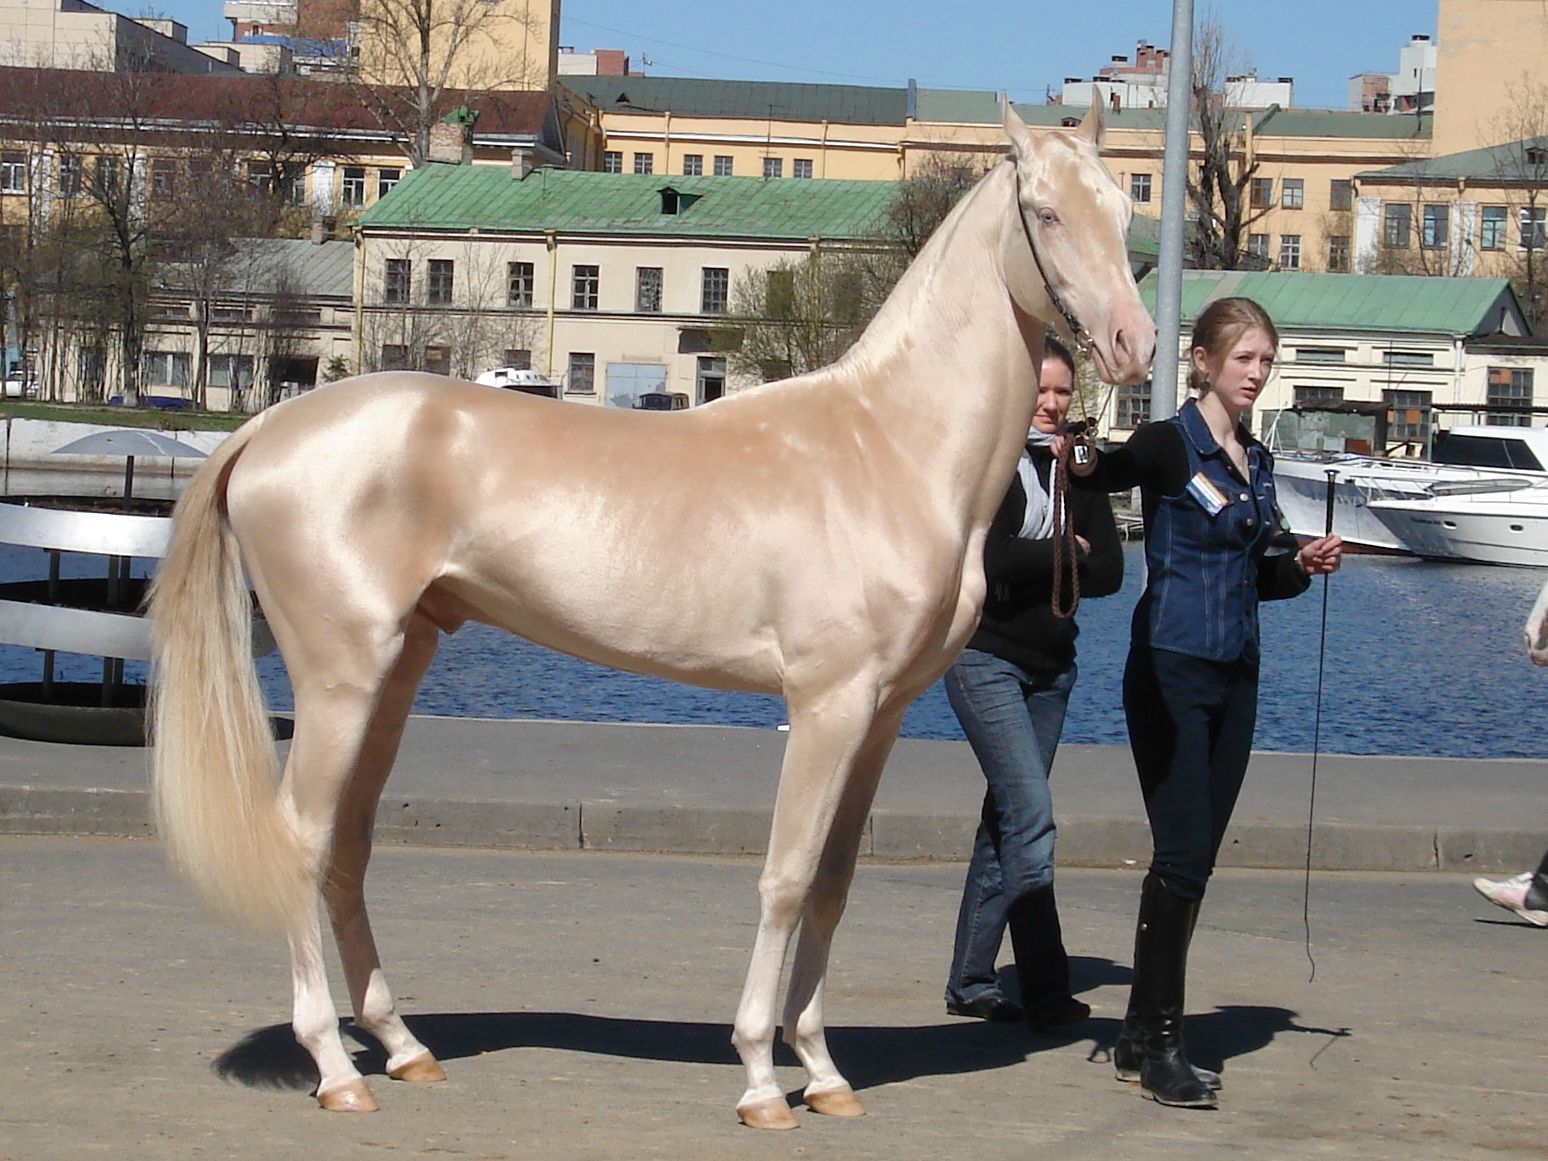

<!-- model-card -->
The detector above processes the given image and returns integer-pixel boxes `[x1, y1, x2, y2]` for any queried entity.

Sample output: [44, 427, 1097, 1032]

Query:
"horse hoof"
[317, 1079, 378, 1113]
[388, 1053, 447, 1084]
[737, 1097, 799, 1130]
[805, 1085, 865, 1118]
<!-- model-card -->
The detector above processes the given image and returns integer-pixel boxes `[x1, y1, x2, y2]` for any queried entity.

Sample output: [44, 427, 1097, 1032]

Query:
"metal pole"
[1152, 0, 1195, 422]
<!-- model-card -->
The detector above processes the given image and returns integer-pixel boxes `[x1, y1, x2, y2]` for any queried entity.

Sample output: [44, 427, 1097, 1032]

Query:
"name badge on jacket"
[1186, 471, 1229, 516]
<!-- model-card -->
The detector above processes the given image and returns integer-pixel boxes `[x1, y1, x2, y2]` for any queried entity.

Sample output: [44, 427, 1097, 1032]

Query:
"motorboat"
[1271, 425, 1548, 553]
[1366, 477, 1548, 567]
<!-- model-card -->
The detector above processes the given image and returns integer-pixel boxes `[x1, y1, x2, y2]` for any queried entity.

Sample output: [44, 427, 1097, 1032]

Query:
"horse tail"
[148, 420, 309, 932]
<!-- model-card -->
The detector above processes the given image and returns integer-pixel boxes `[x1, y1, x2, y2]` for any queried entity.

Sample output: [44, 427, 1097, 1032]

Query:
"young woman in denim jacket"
[943, 336, 1124, 1033]
[1069, 297, 1342, 1108]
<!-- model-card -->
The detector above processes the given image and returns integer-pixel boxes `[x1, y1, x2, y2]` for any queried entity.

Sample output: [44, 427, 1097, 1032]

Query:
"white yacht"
[1271, 425, 1548, 553]
[1366, 478, 1548, 567]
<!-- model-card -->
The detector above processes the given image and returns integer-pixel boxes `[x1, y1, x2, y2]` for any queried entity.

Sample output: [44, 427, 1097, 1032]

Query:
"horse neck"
[837, 162, 1049, 512]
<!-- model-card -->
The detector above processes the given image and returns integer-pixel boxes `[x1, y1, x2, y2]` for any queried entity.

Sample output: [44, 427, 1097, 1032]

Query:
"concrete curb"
[3, 783, 1542, 872]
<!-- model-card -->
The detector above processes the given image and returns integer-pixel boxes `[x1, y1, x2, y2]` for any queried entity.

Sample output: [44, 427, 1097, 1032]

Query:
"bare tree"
[1187, 16, 1272, 270]
[1493, 77, 1548, 332]
[351, 0, 545, 167]
[716, 249, 874, 384]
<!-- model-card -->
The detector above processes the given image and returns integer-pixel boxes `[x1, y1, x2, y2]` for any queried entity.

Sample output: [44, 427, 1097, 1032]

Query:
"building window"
[700, 267, 729, 314]
[507, 261, 534, 308]
[380, 344, 409, 370]
[602, 150, 622, 173]
[427, 259, 454, 306]
[1249, 177, 1273, 209]
[1487, 366, 1534, 426]
[1246, 233, 1270, 263]
[244, 159, 272, 194]
[1481, 204, 1508, 251]
[210, 303, 253, 322]
[571, 264, 599, 310]
[503, 348, 531, 369]
[341, 165, 366, 209]
[1381, 349, 1434, 368]
[208, 353, 255, 393]
[1329, 179, 1353, 211]
[1294, 385, 1345, 407]
[713, 155, 733, 176]
[1295, 346, 1347, 364]
[59, 154, 82, 196]
[141, 350, 191, 387]
[1383, 202, 1412, 249]
[1129, 173, 1152, 204]
[1115, 381, 1150, 429]
[682, 154, 703, 176]
[378, 167, 401, 199]
[424, 345, 450, 376]
[1384, 388, 1432, 443]
[632, 152, 654, 175]
[1281, 178, 1304, 209]
[96, 155, 121, 195]
[697, 356, 726, 403]
[384, 258, 411, 304]
[1278, 234, 1301, 270]
[1421, 204, 1449, 249]
[1326, 235, 1350, 272]
[1521, 206, 1547, 251]
[150, 157, 177, 199]
[762, 157, 783, 179]
[0, 152, 25, 194]
[567, 352, 595, 393]
[635, 266, 663, 313]
[793, 158, 814, 179]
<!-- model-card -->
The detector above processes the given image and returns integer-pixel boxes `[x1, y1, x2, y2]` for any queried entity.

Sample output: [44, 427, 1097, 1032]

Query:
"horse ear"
[1002, 96, 1036, 161]
[1079, 86, 1106, 148]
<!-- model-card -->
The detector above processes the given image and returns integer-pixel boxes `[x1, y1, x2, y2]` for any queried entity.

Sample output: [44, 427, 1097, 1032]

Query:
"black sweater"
[966, 449, 1124, 683]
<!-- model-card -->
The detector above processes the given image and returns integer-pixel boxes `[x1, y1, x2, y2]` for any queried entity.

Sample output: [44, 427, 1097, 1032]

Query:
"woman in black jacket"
[943, 336, 1124, 1031]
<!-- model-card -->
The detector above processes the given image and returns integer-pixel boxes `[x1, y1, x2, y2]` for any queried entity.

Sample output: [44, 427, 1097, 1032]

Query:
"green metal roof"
[1250, 106, 1432, 140]
[1137, 270, 1523, 336]
[358, 164, 897, 239]
[560, 76, 908, 126]
[914, 88, 1168, 131]
[1358, 134, 1548, 185]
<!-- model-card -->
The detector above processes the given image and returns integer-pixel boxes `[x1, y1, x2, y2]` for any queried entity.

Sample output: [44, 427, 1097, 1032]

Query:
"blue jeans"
[943, 650, 1076, 1005]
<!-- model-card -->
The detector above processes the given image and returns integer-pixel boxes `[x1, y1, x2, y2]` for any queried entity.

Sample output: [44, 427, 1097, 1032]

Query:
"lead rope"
[1303, 468, 1339, 982]
[1050, 443, 1080, 619]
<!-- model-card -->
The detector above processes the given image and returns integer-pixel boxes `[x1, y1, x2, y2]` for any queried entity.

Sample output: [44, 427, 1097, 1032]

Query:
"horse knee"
[756, 868, 812, 931]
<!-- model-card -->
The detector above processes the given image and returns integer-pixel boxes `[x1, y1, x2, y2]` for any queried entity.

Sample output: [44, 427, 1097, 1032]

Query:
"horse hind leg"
[782, 708, 904, 1120]
[322, 612, 446, 1088]
[279, 622, 428, 1112]
[732, 684, 877, 1131]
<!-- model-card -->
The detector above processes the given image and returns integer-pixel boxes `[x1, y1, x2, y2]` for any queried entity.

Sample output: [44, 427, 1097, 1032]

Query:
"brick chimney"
[428, 107, 477, 165]
[511, 146, 535, 180]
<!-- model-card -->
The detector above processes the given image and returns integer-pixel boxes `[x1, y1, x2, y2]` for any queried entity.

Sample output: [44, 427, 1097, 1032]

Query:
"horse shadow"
[212, 955, 1350, 1096]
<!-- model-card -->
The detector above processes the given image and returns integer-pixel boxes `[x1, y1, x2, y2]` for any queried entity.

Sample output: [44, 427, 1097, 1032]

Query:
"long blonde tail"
[148, 422, 309, 931]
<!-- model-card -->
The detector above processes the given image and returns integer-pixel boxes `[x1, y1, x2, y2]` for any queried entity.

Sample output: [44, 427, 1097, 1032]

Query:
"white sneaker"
[1472, 873, 1548, 927]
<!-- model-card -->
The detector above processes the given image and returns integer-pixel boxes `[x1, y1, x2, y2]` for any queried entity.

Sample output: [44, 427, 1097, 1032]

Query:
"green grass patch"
[0, 402, 247, 431]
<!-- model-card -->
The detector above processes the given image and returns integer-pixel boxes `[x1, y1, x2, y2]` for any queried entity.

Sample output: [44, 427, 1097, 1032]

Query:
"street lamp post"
[1151, 0, 1195, 421]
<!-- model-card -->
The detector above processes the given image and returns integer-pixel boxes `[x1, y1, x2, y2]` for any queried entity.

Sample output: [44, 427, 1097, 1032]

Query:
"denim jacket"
[1133, 400, 1306, 664]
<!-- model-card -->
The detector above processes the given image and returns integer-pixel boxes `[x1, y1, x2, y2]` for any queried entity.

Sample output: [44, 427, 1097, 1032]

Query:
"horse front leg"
[781, 709, 904, 1119]
[732, 685, 876, 1131]
[323, 614, 445, 1086]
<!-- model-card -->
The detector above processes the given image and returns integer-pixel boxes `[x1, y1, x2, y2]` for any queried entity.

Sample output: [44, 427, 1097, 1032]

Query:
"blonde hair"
[1187, 297, 1279, 394]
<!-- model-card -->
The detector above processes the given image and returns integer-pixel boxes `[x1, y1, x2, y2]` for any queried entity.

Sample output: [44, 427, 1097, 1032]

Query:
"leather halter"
[1007, 157, 1096, 355]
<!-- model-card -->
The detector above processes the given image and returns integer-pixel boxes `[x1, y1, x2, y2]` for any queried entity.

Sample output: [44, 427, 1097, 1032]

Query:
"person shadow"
[211, 955, 1349, 1099]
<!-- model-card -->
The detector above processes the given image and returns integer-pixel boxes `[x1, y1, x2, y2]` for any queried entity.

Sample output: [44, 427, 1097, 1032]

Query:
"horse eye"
[1038, 208, 1058, 226]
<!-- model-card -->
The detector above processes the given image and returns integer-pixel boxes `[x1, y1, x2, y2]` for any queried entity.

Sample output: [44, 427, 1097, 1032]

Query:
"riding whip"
[1302, 468, 1337, 982]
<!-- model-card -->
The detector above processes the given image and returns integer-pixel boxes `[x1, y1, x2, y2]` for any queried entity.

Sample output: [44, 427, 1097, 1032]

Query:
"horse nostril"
[1114, 328, 1134, 363]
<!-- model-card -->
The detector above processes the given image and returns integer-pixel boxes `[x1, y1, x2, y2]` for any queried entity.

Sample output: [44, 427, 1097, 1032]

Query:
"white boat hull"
[1368, 489, 1548, 567]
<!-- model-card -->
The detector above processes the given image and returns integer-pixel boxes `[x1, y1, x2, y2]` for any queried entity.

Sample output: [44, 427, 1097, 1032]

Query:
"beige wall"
[358, 0, 558, 91]
[598, 111, 904, 181]
[1434, 0, 1548, 156]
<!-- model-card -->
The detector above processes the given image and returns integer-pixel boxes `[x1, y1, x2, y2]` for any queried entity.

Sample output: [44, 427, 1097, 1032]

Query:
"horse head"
[1525, 575, 1548, 665]
[1001, 99, 1155, 386]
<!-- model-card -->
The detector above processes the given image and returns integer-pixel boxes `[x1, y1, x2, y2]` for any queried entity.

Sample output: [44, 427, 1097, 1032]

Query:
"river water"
[2, 468, 1545, 760]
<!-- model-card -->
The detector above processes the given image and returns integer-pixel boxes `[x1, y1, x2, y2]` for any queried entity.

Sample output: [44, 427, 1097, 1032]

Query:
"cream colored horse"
[148, 102, 1154, 1129]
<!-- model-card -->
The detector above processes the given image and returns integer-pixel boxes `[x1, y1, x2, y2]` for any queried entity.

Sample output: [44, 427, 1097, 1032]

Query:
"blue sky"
[127, 0, 1433, 111]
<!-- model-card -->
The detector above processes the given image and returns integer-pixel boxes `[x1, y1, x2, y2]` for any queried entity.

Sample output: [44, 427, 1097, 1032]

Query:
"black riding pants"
[1123, 645, 1259, 901]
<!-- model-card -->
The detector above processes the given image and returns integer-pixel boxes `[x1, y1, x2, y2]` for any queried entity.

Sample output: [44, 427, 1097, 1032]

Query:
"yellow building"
[356, 0, 560, 92]
[1432, 0, 1548, 158]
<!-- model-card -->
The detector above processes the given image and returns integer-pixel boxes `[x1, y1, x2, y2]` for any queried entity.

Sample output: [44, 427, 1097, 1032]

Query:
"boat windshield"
[1433, 434, 1545, 472]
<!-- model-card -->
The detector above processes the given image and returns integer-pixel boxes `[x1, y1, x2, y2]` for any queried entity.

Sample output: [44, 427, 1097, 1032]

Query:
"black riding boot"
[1121, 873, 1216, 1108]
[1007, 884, 1090, 1031]
[1114, 889, 1221, 1089]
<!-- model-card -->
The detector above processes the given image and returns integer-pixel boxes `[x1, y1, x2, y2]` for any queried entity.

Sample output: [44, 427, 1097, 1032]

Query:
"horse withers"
[148, 100, 1154, 1128]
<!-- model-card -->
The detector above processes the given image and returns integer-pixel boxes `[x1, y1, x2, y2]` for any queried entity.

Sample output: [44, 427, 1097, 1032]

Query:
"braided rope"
[1049, 442, 1080, 620]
